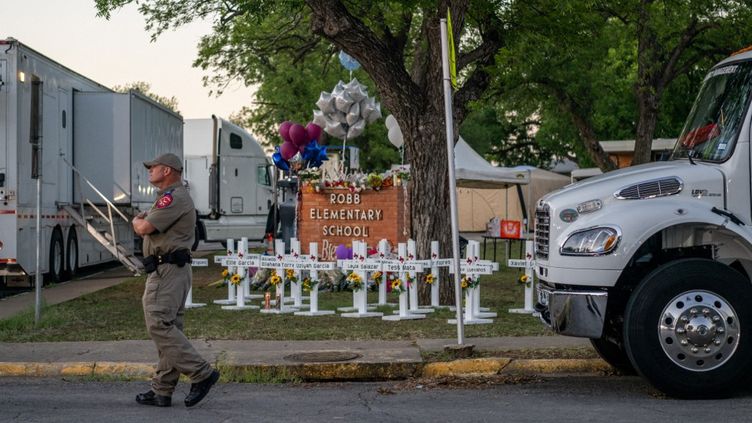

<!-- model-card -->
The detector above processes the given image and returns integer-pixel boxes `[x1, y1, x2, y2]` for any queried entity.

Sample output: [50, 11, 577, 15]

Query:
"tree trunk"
[632, 0, 661, 167]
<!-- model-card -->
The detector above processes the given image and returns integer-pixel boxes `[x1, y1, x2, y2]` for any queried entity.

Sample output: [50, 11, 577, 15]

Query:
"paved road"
[2, 376, 750, 423]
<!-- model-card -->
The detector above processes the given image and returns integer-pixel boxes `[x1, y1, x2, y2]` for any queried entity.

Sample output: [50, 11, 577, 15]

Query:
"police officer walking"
[132, 153, 219, 408]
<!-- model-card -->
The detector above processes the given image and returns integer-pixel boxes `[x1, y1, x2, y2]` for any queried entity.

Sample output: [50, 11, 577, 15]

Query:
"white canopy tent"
[454, 138, 570, 232]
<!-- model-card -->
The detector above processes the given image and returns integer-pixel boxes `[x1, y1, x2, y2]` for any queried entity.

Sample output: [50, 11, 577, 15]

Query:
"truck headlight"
[560, 226, 621, 256]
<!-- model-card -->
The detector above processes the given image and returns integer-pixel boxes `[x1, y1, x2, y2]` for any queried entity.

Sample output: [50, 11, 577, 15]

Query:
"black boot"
[136, 390, 172, 407]
[184, 370, 220, 407]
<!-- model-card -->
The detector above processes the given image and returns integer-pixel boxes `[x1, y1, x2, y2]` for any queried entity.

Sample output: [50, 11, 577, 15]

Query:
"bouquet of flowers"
[460, 275, 479, 291]
[423, 273, 436, 285]
[221, 269, 230, 284]
[346, 272, 364, 291]
[391, 277, 406, 295]
[285, 268, 298, 284]
[269, 270, 282, 289]
[371, 271, 383, 285]
[302, 276, 318, 292]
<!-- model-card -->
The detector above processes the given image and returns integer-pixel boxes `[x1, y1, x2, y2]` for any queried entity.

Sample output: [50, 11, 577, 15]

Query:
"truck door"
[57, 89, 71, 203]
[0, 59, 6, 187]
[218, 130, 254, 215]
[255, 160, 274, 213]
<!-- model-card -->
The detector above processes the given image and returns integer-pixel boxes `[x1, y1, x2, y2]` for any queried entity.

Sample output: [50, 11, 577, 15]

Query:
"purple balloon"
[289, 124, 309, 147]
[280, 141, 298, 161]
[346, 247, 353, 259]
[279, 121, 292, 143]
[306, 123, 323, 142]
[335, 244, 350, 260]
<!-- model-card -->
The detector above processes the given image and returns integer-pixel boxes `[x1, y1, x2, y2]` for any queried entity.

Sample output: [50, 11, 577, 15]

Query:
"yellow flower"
[372, 271, 383, 281]
[461, 277, 469, 289]
[518, 274, 529, 284]
[230, 274, 242, 286]
[285, 269, 295, 279]
[270, 274, 282, 286]
[221, 269, 229, 278]
[424, 274, 435, 285]
[391, 279, 402, 290]
[346, 272, 362, 283]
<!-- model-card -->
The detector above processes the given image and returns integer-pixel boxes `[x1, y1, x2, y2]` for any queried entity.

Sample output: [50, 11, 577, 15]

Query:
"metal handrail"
[62, 157, 130, 223]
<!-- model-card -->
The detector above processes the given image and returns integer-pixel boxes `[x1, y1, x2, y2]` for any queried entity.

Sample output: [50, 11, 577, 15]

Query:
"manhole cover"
[283, 351, 362, 363]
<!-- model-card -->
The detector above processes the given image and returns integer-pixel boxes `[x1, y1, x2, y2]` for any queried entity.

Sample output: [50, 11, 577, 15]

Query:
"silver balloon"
[347, 102, 361, 126]
[288, 151, 304, 168]
[360, 97, 376, 120]
[316, 92, 335, 115]
[385, 114, 397, 130]
[388, 125, 404, 148]
[347, 119, 366, 139]
[345, 78, 368, 102]
[333, 110, 348, 124]
[331, 80, 345, 97]
[367, 101, 382, 123]
[334, 91, 354, 113]
[313, 110, 327, 128]
[324, 118, 347, 139]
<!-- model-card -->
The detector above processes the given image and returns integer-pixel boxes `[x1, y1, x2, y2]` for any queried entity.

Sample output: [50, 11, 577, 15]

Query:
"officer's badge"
[156, 193, 173, 209]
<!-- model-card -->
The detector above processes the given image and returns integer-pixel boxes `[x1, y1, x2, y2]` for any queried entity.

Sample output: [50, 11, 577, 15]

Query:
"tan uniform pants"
[142, 263, 212, 396]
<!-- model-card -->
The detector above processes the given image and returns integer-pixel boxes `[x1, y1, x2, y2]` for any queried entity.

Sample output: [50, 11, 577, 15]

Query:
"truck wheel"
[66, 228, 79, 277]
[624, 258, 752, 398]
[48, 228, 66, 283]
[590, 338, 635, 375]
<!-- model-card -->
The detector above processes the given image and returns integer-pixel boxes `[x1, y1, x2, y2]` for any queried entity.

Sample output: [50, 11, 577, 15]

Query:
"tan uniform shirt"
[143, 181, 195, 256]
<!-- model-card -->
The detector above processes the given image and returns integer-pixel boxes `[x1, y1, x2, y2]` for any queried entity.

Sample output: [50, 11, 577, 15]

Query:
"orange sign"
[500, 219, 522, 239]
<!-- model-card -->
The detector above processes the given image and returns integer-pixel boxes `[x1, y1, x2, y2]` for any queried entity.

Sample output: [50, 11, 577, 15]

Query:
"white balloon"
[324, 118, 347, 139]
[347, 102, 361, 126]
[347, 119, 366, 139]
[388, 125, 404, 148]
[316, 92, 335, 114]
[334, 91, 354, 113]
[312, 110, 327, 128]
[385, 114, 397, 130]
[332, 110, 348, 124]
[367, 101, 382, 124]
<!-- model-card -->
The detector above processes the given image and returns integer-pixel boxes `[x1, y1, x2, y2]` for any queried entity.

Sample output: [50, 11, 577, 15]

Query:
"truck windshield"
[671, 61, 752, 162]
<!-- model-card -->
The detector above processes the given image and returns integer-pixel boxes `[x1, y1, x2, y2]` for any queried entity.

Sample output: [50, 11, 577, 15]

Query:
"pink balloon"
[306, 123, 322, 142]
[280, 141, 298, 161]
[279, 121, 292, 142]
[289, 124, 309, 147]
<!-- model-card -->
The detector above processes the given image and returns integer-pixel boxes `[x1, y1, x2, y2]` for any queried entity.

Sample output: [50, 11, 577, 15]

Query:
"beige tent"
[457, 167, 571, 232]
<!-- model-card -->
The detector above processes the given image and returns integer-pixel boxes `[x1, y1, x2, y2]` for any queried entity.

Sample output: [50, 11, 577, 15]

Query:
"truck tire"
[590, 338, 635, 375]
[66, 228, 79, 278]
[47, 228, 66, 283]
[624, 258, 752, 398]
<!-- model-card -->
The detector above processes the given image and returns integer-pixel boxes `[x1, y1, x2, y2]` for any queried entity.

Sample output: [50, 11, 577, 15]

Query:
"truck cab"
[535, 48, 752, 397]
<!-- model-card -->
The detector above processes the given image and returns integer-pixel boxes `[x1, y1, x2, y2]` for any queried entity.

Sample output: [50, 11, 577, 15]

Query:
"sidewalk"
[0, 336, 607, 381]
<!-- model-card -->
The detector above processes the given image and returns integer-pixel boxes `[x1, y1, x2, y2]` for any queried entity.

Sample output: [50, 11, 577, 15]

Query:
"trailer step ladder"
[62, 205, 143, 275]
[61, 158, 143, 275]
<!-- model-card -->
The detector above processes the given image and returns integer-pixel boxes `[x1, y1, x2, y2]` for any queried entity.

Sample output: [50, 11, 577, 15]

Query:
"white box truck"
[534, 47, 752, 397]
[0, 38, 181, 284]
[184, 116, 274, 247]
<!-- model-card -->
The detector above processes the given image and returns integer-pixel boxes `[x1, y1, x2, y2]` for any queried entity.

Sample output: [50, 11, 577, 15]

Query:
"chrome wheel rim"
[659, 290, 740, 371]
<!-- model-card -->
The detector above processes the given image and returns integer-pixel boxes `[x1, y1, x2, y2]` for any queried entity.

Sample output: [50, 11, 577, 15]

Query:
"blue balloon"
[272, 151, 290, 172]
[303, 141, 329, 168]
[339, 50, 360, 71]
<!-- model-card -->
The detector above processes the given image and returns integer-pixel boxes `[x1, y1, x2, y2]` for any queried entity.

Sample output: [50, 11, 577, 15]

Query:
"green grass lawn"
[0, 243, 554, 342]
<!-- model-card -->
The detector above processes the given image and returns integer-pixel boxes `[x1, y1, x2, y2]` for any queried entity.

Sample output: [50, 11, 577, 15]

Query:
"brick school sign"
[298, 186, 409, 260]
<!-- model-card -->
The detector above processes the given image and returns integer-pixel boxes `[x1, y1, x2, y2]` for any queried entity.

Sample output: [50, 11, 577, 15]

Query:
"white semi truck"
[535, 48, 752, 397]
[0, 38, 182, 284]
[183, 116, 274, 248]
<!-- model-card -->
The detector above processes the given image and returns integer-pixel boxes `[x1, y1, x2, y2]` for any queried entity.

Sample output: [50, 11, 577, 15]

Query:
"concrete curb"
[0, 358, 611, 381]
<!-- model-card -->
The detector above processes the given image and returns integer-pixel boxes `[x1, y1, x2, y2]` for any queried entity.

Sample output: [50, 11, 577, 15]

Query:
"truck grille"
[535, 203, 550, 259]
[614, 177, 683, 200]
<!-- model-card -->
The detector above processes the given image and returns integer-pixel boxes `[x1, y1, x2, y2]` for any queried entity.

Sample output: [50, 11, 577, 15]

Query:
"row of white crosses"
[196, 237, 500, 320]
